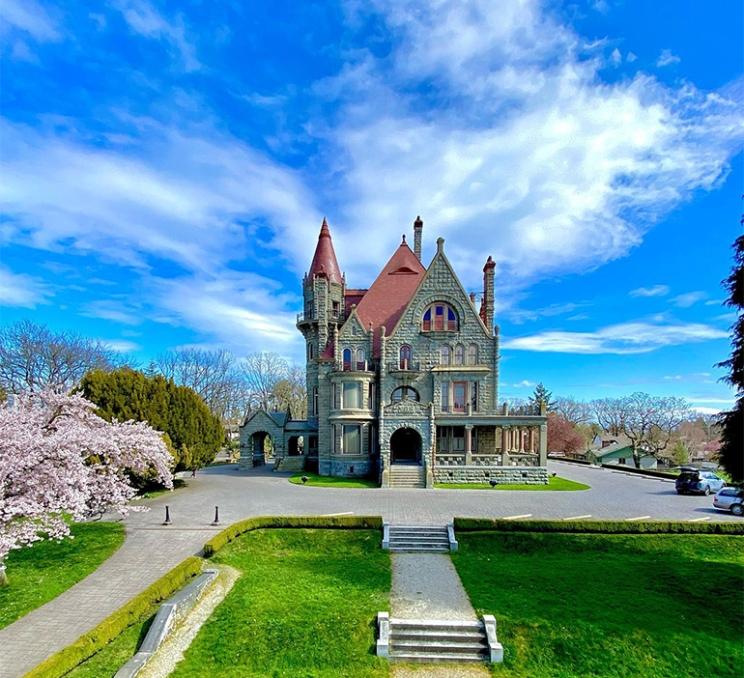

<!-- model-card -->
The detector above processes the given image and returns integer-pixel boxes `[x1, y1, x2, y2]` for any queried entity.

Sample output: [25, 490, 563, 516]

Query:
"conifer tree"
[717, 228, 743, 482]
[529, 382, 553, 410]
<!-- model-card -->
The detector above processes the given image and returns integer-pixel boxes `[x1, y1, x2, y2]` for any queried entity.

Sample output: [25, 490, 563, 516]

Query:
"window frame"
[422, 302, 458, 332]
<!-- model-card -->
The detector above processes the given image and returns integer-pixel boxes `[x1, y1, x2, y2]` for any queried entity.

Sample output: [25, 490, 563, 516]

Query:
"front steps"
[389, 464, 426, 488]
[383, 524, 456, 553]
[377, 614, 503, 663]
[274, 456, 305, 472]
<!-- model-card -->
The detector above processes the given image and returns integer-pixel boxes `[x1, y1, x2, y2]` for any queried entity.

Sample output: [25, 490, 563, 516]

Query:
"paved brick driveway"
[0, 461, 736, 677]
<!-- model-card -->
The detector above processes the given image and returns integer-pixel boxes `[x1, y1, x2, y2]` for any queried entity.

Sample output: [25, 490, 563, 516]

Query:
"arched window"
[440, 345, 451, 365]
[391, 386, 420, 402]
[342, 348, 352, 370]
[399, 344, 412, 369]
[454, 344, 465, 365]
[356, 347, 366, 370]
[422, 303, 458, 331]
[468, 344, 478, 365]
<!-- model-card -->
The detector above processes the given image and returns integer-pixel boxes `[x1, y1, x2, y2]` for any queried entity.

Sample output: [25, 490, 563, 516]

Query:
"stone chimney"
[413, 215, 423, 261]
[482, 255, 495, 332]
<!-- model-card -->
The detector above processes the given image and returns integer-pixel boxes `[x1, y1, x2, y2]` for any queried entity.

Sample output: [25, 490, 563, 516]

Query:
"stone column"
[465, 425, 473, 465]
[501, 426, 510, 466]
[539, 423, 548, 466]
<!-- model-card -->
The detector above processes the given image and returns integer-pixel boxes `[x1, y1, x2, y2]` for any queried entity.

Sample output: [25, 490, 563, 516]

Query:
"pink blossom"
[0, 390, 173, 563]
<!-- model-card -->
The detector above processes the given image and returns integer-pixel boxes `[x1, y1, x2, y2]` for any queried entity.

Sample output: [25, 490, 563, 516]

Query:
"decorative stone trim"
[482, 614, 504, 663]
[382, 523, 391, 550]
[434, 465, 548, 485]
[447, 523, 458, 552]
[376, 611, 390, 658]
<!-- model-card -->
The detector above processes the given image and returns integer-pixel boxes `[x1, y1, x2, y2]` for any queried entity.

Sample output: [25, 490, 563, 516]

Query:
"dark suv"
[675, 467, 725, 495]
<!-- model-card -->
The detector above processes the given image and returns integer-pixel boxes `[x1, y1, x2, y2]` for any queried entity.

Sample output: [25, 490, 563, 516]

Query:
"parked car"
[713, 487, 744, 516]
[675, 467, 726, 495]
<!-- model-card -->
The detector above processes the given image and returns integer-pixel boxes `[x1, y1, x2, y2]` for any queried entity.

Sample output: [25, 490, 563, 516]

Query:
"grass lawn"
[0, 522, 125, 630]
[289, 471, 379, 488]
[65, 616, 153, 678]
[436, 476, 589, 491]
[453, 531, 744, 677]
[171, 529, 390, 677]
[135, 477, 188, 500]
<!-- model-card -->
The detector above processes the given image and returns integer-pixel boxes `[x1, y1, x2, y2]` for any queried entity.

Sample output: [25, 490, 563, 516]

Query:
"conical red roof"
[308, 218, 343, 284]
[355, 236, 426, 355]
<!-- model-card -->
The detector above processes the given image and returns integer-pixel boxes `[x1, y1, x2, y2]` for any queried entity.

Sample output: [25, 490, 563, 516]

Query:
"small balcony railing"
[387, 360, 421, 372]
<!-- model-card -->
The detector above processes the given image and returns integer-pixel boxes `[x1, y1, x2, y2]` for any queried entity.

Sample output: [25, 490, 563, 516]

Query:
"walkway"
[0, 461, 735, 676]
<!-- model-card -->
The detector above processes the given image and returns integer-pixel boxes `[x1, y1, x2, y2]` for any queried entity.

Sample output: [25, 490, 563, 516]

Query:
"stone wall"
[434, 465, 548, 485]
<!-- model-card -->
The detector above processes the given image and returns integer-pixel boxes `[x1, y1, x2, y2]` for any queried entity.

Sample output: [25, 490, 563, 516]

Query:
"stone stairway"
[378, 614, 501, 663]
[389, 464, 426, 488]
[383, 525, 455, 553]
[274, 456, 305, 472]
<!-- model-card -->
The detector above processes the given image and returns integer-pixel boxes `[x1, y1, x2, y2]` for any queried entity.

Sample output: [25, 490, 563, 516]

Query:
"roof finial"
[402, 234, 407, 244]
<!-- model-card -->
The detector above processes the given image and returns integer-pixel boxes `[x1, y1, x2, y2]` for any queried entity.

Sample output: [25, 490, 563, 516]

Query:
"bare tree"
[592, 397, 626, 436]
[240, 352, 290, 412]
[553, 396, 593, 425]
[156, 348, 246, 421]
[0, 320, 123, 393]
[645, 396, 692, 460]
[271, 364, 307, 419]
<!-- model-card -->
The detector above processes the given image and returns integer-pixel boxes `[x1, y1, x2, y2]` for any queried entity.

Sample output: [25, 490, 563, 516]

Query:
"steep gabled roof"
[355, 237, 426, 355]
[308, 218, 343, 284]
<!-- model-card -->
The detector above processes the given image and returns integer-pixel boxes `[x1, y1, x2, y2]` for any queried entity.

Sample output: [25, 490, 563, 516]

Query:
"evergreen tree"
[529, 382, 553, 410]
[81, 368, 224, 474]
[717, 228, 744, 482]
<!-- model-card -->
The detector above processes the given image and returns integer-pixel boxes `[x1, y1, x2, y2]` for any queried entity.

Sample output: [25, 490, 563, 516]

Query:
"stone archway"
[251, 431, 273, 457]
[390, 427, 422, 464]
[287, 435, 304, 456]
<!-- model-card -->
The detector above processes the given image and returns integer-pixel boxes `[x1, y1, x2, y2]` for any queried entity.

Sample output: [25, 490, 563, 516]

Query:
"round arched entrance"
[390, 427, 422, 464]
[251, 431, 272, 457]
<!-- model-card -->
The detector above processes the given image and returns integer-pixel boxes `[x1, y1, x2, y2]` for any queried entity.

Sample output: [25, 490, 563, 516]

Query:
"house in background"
[240, 216, 548, 487]
[587, 437, 657, 470]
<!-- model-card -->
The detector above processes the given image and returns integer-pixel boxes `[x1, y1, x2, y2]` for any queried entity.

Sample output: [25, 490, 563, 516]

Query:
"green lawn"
[453, 531, 744, 677]
[135, 477, 188, 500]
[65, 616, 153, 677]
[290, 471, 379, 488]
[0, 522, 125, 630]
[436, 476, 589, 491]
[171, 529, 390, 677]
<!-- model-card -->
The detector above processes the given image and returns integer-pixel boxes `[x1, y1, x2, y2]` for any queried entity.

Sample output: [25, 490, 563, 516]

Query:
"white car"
[713, 487, 744, 516]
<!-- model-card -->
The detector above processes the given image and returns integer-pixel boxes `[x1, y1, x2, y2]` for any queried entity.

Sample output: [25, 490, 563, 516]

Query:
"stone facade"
[239, 218, 548, 486]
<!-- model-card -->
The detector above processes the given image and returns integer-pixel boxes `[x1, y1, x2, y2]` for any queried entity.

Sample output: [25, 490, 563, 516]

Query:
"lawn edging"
[454, 517, 744, 534]
[202, 515, 383, 557]
[24, 556, 203, 678]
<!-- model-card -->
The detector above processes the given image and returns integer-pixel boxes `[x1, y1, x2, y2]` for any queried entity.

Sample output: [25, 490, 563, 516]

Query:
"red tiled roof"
[355, 237, 426, 356]
[308, 218, 343, 284]
[344, 288, 368, 314]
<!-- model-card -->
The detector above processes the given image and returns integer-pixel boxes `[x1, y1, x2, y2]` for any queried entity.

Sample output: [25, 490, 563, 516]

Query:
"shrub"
[453, 518, 744, 535]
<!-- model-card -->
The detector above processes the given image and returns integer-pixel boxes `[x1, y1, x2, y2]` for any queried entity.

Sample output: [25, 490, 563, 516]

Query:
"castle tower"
[299, 218, 345, 420]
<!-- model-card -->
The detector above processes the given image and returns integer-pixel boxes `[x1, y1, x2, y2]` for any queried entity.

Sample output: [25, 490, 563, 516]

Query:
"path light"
[552, 472, 557, 478]
[212, 506, 220, 526]
[163, 505, 171, 526]
[489, 479, 498, 489]
[301, 475, 309, 484]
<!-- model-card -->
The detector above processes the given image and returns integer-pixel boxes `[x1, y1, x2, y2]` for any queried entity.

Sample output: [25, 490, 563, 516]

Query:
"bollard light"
[489, 479, 498, 489]
[163, 505, 171, 525]
[212, 505, 220, 526]
[301, 475, 309, 484]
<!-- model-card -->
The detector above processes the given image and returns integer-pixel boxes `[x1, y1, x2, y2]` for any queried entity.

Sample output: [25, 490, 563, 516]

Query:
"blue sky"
[1, 0, 742, 412]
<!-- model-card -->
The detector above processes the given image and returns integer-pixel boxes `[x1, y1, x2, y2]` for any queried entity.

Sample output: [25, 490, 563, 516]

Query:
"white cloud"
[318, 1, 744, 290]
[508, 302, 588, 325]
[102, 339, 140, 353]
[512, 380, 534, 388]
[657, 49, 681, 67]
[113, 0, 200, 71]
[672, 291, 707, 307]
[630, 285, 670, 297]
[610, 48, 622, 66]
[626, 52, 638, 63]
[502, 319, 728, 354]
[0, 0, 59, 41]
[0, 266, 51, 307]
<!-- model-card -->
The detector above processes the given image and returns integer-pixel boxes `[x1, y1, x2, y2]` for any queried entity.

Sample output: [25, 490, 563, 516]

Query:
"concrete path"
[391, 554, 476, 621]
[0, 460, 736, 677]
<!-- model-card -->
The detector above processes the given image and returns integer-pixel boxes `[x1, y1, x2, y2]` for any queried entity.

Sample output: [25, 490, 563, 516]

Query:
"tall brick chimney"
[413, 215, 423, 261]
[482, 255, 495, 332]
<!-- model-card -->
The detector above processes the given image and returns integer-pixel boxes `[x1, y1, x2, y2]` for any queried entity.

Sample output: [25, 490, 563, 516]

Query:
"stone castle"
[240, 217, 548, 487]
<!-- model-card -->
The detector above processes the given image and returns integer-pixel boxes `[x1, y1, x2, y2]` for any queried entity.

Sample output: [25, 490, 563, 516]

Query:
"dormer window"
[423, 303, 458, 331]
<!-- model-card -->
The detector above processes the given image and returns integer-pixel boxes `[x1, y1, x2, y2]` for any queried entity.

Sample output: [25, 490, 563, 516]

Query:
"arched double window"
[454, 344, 465, 366]
[467, 344, 478, 365]
[440, 345, 451, 365]
[391, 386, 420, 402]
[399, 344, 412, 369]
[422, 303, 458, 331]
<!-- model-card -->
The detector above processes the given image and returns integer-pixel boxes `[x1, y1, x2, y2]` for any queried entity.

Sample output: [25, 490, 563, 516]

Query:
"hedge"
[453, 518, 744, 535]
[24, 556, 203, 678]
[202, 515, 383, 557]
[601, 464, 679, 479]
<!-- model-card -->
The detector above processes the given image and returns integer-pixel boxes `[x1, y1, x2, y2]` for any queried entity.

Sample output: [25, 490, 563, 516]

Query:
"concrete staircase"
[274, 456, 305, 472]
[389, 464, 426, 488]
[383, 525, 455, 553]
[377, 614, 502, 663]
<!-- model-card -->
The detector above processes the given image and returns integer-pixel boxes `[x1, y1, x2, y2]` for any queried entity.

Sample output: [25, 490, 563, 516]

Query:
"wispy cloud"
[0, 266, 51, 307]
[503, 320, 727, 354]
[672, 291, 707, 307]
[657, 49, 681, 67]
[0, 0, 60, 42]
[101, 339, 140, 353]
[508, 302, 589, 325]
[630, 284, 669, 298]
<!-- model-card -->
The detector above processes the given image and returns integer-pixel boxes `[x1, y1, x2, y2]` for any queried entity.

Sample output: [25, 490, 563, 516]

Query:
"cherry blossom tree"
[547, 412, 585, 455]
[0, 390, 173, 586]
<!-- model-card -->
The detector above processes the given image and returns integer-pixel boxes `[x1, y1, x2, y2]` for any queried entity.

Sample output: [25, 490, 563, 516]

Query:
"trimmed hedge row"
[601, 464, 679, 479]
[24, 555, 203, 678]
[202, 515, 383, 557]
[454, 518, 744, 535]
